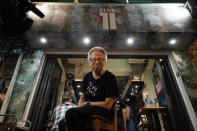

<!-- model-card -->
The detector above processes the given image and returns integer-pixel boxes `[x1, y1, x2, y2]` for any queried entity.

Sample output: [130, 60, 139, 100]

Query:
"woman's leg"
[66, 108, 86, 131]
[66, 106, 113, 131]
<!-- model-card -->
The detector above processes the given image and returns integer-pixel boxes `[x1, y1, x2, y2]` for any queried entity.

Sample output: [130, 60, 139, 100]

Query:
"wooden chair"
[86, 103, 117, 131]
[16, 120, 31, 131]
[0, 114, 18, 131]
[139, 115, 154, 131]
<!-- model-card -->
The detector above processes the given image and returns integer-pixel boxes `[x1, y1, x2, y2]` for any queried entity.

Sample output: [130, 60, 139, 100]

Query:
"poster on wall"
[155, 79, 167, 106]
[152, 66, 168, 107]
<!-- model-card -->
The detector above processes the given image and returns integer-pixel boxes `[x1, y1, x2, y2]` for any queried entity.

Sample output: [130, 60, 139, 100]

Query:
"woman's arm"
[78, 93, 116, 110]
[88, 98, 115, 110]
[78, 93, 86, 107]
[122, 108, 127, 131]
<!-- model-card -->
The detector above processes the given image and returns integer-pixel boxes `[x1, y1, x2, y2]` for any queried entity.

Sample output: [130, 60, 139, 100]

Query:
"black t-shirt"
[82, 70, 118, 102]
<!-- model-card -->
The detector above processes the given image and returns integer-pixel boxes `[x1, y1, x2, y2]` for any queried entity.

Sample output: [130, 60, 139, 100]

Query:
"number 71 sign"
[91, 7, 126, 30]
[100, 8, 116, 30]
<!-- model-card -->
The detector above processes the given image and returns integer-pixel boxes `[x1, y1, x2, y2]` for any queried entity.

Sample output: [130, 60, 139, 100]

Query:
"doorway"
[27, 54, 194, 131]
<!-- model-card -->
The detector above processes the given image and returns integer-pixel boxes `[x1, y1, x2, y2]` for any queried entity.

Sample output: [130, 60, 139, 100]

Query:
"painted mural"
[6, 50, 43, 120]
[26, 3, 197, 50]
[0, 41, 26, 54]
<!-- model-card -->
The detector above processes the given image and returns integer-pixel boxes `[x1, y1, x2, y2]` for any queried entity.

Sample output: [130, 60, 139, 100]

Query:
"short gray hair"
[87, 46, 108, 61]
[62, 93, 72, 101]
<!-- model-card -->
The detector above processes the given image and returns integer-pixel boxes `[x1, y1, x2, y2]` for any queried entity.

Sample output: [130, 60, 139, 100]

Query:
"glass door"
[28, 58, 62, 131]
[151, 59, 194, 131]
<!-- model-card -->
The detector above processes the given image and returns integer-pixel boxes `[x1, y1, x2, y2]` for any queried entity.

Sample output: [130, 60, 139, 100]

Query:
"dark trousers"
[59, 119, 67, 131]
[65, 105, 113, 131]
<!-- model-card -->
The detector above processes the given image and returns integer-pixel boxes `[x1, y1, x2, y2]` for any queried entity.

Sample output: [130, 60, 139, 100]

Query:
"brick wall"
[187, 39, 197, 68]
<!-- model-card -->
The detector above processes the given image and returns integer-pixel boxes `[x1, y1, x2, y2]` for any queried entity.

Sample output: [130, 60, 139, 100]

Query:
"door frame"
[168, 54, 197, 130]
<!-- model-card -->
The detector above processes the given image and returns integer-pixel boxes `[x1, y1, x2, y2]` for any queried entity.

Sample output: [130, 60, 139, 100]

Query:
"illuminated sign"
[91, 6, 127, 30]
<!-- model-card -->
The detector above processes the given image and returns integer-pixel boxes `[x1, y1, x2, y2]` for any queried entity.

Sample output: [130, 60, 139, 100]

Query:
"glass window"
[173, 51, 197, 117]
[0, 54, 19, 109]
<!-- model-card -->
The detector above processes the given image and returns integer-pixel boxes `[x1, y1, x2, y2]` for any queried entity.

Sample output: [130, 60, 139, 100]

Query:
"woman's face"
[89, 50, 106, 75]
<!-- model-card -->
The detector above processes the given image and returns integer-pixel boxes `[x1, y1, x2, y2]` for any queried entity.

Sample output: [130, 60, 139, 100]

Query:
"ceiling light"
[134, 76, 139, 80]
[77, 85, 80, 88]
[127, 38, 134, 45]
[79, 92, 82, 95]
[83, 37, 90, 44]
[163, 5, 190, 21]
[169, 39, 176, 45]
[75, 78, 83, 81]
[40, 37, 47, 44]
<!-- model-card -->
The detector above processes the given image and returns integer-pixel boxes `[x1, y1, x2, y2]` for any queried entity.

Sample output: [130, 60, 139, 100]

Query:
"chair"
[139, 115, 154, 131]
[0, 114, 18, 131]
[16, 120, 31, 131]
[86, 103, 117, 131]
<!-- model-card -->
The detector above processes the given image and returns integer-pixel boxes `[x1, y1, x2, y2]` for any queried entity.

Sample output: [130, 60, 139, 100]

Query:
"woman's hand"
[48, 122, 53, 127]
[78, 101, 88, 107]
[77, 93, 85, 107]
